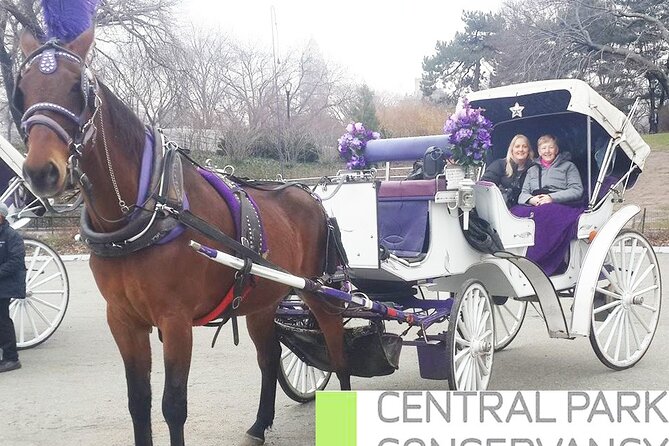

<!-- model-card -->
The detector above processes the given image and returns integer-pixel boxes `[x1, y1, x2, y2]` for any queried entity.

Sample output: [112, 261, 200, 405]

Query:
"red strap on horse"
[193, 284, 253, 326]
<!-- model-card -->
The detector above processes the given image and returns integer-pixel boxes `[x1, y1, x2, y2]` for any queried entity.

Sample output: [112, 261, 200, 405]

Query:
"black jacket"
[0, 220, 26, 299]
[481, 158, 529, 206]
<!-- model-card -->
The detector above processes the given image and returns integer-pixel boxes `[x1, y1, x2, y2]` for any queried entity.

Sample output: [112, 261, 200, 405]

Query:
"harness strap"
[176, 209, 275, 269]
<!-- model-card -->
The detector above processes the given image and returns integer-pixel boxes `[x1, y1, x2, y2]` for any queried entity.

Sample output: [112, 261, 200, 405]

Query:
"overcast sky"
[179, 0, 504, 95]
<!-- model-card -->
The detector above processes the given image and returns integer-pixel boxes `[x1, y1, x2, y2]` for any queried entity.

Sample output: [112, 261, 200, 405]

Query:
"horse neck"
[82, 83, 146, 232]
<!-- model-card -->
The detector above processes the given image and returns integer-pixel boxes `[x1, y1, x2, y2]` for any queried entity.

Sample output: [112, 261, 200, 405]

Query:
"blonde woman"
[481, 134, 534, 206]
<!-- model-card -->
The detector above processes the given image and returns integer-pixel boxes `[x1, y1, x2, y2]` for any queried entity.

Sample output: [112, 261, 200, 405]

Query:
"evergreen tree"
[421, 11, 503, 103]
[349, 84, 380, 131]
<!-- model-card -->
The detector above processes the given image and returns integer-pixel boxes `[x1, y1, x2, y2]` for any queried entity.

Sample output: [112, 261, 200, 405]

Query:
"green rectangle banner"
[316, 391, 357, 446]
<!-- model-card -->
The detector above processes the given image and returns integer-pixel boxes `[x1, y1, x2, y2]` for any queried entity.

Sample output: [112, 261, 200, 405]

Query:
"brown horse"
[17, 28, 349, 445]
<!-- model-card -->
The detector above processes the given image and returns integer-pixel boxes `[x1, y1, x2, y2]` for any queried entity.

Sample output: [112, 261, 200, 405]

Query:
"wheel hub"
[470, 339, 492, 356]
[621, 292, 643, 309]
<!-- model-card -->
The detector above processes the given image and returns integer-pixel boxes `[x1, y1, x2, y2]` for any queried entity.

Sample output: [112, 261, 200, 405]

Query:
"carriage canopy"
[466, 79, 650, 170]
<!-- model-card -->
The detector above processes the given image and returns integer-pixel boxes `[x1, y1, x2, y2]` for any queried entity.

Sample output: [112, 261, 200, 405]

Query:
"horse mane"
[42, 0, 99, 42]
[98, 81, 147, 159]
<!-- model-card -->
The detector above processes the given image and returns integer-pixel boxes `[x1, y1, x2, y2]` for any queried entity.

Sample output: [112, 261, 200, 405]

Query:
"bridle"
[14, 38, 131, 218]
[13, 38, 100, 162]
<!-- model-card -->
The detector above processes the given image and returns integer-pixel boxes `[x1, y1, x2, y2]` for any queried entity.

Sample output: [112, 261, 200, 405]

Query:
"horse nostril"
[23, 161, 62, 196]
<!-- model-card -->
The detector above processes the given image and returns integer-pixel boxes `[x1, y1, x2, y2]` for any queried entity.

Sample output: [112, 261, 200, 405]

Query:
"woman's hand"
[531, 194, 553, 206]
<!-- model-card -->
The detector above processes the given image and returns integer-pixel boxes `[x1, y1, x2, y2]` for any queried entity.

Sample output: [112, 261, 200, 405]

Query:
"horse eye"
[71, 82, 81, 93]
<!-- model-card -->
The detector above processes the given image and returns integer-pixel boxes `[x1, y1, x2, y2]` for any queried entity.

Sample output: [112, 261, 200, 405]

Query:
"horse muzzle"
[23, 159, 65, 198]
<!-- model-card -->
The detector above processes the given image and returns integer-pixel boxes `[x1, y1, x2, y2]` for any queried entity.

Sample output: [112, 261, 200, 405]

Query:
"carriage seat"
[377, 179, 442, 259]
[473, 181, 534, 250]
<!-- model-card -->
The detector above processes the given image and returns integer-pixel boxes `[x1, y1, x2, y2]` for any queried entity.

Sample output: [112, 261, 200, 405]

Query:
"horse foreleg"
[159, 318, 193, 446]
[108, 311, 154, 446]
[245, 311, 282, 444]
[299, 292, 351, 390]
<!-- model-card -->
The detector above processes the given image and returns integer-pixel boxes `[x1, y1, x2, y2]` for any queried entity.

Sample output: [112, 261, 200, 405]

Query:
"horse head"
[18, 27, 96, 198]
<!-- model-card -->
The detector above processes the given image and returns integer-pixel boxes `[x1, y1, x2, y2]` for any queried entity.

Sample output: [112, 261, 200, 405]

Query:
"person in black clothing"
[481, 134, 535, 207]
[0, 203, 26, 373]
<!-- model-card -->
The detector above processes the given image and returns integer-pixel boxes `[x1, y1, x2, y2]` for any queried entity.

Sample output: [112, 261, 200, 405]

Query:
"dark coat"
[0, 220, 26, 299]
[481, 158, 529, 206]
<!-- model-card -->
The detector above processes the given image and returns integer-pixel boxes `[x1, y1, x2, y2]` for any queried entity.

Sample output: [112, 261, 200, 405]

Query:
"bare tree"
[500, 0, 668, 130]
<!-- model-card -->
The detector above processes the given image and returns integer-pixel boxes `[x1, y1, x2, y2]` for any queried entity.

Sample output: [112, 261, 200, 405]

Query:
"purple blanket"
[510, 203, 585, 276]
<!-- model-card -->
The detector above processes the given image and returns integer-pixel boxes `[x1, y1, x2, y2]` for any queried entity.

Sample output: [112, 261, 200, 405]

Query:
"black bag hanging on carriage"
[460, 210, 504, 254]
[275, 321, 402, 377]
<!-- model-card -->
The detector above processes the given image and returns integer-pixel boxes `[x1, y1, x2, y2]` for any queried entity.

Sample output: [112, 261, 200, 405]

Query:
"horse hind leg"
[107, 313, 154, 446]
[298, 291, 351, 390]
[244, 310, 282, 445]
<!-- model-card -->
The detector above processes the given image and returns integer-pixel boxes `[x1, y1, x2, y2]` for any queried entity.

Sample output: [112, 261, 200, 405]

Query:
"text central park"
[376, 391, 668, 424]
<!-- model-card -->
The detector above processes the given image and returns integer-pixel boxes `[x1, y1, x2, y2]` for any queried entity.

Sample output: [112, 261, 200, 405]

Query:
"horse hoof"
[241, 433, 265, 445]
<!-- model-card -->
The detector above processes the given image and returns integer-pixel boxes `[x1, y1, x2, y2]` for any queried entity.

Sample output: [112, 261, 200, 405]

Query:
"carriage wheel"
[276, 295, 332, 403]
[9, 238, 69, 349]
[277, 342, 332, 403]
[589, 230, 661, 370]
[447, 279, 495, 390]
[493, 298, 527, 351]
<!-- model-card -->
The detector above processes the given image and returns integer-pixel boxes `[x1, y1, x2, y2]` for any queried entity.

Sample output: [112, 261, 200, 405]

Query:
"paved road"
[2, 256, 668, 446]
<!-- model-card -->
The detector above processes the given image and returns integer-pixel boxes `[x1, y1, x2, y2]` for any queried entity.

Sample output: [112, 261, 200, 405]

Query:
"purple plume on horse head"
[42, 0, 100, 42]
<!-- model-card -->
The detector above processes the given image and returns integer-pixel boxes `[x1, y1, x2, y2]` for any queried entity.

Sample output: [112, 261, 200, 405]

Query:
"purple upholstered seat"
[377, 180, 439, 258]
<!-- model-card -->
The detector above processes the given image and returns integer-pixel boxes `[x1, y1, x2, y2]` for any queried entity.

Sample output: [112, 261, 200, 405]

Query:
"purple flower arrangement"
[443, 99, 493, 167]
[337, 122, 381, 169]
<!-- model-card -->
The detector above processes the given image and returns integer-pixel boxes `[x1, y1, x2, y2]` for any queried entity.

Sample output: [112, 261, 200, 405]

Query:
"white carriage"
[193, 79, 661, 396]
[1, 136, 70, 349]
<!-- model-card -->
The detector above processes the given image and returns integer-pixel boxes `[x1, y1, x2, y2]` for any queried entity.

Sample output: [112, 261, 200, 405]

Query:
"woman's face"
[538, 140, 559, 163]
[511, 139, 530, 164]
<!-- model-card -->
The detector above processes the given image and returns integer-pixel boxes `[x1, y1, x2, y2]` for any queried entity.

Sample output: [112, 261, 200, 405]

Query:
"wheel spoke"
[28, 271, 63, 290]
[457, 317, 473, 340]
[626, 238, 638, 286]
[26, 296, 63, 312]
[495, 306, 512, 337]
[476, 355, 490, 377]
[501, 302, 522, 322]
[593, 299, 621, 315]
[609, 239, 625, 288]
[603, 308, 624, 353]
[601, 267, 625, 295]
[630, 307, 652, 333]
[624, 311, 631, 360]
[454, 347, 469, 364]
[595, 287, 623, 300]
[638, 303, 658, 312]
[614, 309, 626, 361]
[291, 360, 303, 389]
[26, 257, 54, 288]
[631, 264, 656, 293]
[26, 299, 53, 326]
[628, 246, 648, 289]
[632, 284, 659, 298]
[628, 311, 642, 349]
[595, 305, 622, 336]
[284, 353, 299, 376]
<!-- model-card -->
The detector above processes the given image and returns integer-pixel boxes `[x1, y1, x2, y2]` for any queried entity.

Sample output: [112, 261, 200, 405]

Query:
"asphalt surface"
[1, 256, 668, 446]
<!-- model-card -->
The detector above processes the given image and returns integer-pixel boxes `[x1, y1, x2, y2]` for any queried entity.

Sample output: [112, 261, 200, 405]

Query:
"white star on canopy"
[509, 102, 525, 118]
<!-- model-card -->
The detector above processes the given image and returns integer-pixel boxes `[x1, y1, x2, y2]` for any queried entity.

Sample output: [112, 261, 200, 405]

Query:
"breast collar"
[78, 128, 187, 257]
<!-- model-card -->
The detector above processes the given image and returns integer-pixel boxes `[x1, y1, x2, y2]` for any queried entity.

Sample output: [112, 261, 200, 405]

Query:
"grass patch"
[643, 132, 669, 151]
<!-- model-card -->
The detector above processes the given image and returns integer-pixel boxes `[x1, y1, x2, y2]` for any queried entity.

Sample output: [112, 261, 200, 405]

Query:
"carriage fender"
[570, 204, 640, 337]
[436, 257, 528, 298]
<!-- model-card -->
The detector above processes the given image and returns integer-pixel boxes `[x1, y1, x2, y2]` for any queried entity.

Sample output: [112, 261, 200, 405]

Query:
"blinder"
[12, 38, 99, 149]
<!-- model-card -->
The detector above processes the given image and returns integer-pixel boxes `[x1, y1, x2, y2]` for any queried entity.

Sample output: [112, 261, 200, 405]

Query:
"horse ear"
[19, 29, 40, 56]
[68, 26, 95, 59]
